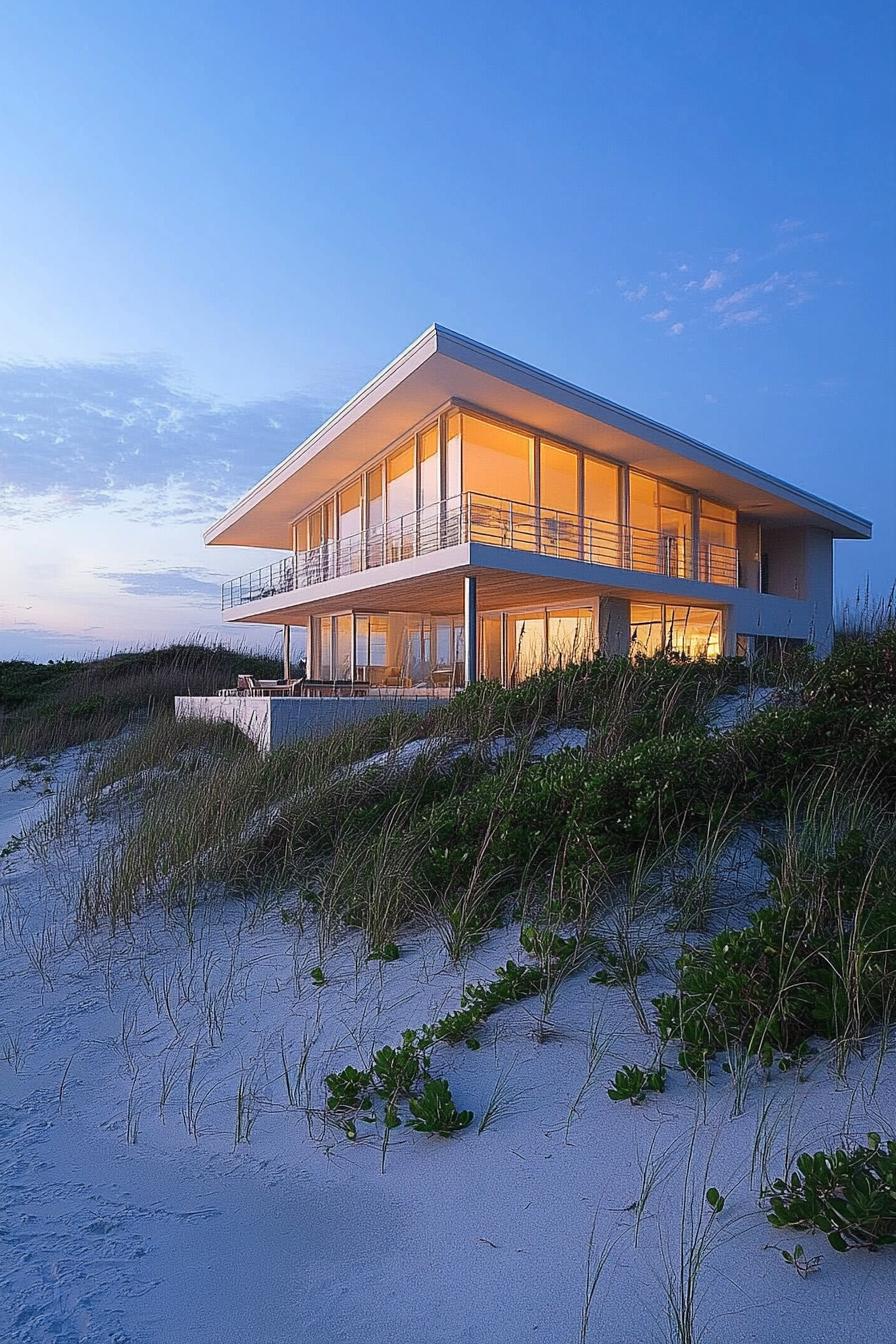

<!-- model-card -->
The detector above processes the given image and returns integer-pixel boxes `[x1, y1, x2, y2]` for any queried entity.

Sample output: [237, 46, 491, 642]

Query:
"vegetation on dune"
[9, 599, 896, 1286]
[764, 1133, 896, 1253]
[0, 640, 280, 759]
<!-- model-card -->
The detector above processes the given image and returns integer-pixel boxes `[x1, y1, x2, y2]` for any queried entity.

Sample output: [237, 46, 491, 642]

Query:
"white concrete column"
[463, 575, 478, 686]
[282, 625, 291, 680]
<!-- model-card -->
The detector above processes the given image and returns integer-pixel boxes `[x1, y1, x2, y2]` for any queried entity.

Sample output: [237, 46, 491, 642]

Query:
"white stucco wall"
[175, 695, 438, 751]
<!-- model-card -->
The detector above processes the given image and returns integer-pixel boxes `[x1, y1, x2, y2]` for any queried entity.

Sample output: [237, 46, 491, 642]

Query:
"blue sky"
[1, 1, 894, 658]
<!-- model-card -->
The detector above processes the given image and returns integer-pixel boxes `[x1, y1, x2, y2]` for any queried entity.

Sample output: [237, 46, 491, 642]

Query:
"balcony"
[221, 492, 740, 610]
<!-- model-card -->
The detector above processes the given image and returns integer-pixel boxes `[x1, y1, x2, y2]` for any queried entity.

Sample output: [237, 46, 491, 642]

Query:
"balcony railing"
[222, 492, 739, 609]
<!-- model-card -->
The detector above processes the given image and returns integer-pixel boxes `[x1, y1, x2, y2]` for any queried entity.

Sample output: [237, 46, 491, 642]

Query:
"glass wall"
[508, 611, 547, 684]
[630, 603, 724, 660]
[316, 615, 333, 680]
[461, 415, 537, 551]
[333, 615, 352, 679]
[338, 481, 362, 573]
[445, 411, 461, 502]
[314, 603, 600, 687]
[419, 424, 440, 509]
[547, 608, 594, 665]
[353, 612, 463, 686]
[289, 407, 736, 590]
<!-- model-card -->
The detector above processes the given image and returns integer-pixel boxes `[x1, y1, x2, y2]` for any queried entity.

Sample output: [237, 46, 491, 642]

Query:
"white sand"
[1, 758, 893, 1343]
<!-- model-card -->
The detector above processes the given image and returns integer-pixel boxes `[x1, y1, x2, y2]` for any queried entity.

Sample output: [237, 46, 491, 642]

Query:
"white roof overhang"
[205, 325, 872, 549]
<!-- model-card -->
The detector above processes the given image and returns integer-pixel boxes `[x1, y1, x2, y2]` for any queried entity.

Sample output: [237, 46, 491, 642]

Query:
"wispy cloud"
[616, 280, 648, 302]
[96, 567, 226, 600]
[0, 358, 328, 521]
[615, 221, 828, 336]
[719, 307, 765, 328]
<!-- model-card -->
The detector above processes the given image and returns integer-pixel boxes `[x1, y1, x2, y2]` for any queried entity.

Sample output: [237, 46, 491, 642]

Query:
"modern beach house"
[180, 327, 871, 744]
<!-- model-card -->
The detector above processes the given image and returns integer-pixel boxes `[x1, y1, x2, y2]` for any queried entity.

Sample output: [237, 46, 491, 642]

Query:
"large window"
[461, 414, 535, 505]
[338, 481, 362, 573]
[507, 605, 594, 684]
[386, 440, 416, 561]
[630, 473, 693, 578]
[630, 603, 723, 660]
[339, 481, 361, 538]
[584, 455, 621, 565]
[699, 499, 738, 584]
[419, 424, 440, 509]
[445, 411, 461, 501]
[539, 440, 580, 559]
[540, 440, 578, 514]
[508, 610, 547, 683]
[386, 440, 416, 520]
[463, 414, 537, 551]
[366, 465, 384, 566]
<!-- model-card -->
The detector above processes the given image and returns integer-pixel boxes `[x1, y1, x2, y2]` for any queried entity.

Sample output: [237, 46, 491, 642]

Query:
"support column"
[598, 596, 631, 657]
[463, 575, 477, 686]
[282, 624, 291, 681]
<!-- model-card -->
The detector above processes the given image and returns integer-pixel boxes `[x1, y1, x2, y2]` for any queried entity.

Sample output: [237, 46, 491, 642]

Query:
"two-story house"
[205, 325, 870, 696]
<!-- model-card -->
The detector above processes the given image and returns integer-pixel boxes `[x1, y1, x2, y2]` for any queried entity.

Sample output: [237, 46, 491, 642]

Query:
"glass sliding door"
[386, 440, 416, 561]
[418, 424, 440, 552]
[480, 614, 503, 683]
[334, 614, 353, 680]
[462, 414, 537, 551]
[539, 440, 580, 558]
[629, 473, 693, 578]
[658, 483, 693, 579]
[366, 465, 384, 567]
[315, 615, 333, 680]
[338, 480, 362, 574]
[584, 456, 622, 566]
[698, 499, 738, 585]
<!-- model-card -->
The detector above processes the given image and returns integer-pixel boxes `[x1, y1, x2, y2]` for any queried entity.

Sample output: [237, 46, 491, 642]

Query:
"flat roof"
[205, 324, 873, 548]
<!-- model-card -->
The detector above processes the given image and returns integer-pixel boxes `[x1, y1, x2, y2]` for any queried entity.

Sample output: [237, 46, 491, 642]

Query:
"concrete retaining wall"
[175, 694, 438, 750]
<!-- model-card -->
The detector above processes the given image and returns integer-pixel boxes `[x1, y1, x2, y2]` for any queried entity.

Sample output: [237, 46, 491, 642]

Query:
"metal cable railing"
[222, 491, 739, 608]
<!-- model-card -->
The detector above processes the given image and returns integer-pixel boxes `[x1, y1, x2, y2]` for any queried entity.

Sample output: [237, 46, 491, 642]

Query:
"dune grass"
[0, 640, 280, 759]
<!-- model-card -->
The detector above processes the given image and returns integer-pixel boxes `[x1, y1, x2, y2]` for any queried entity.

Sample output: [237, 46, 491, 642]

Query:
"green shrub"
[408, 1079, 473, 1136]
[764, 1133, 896, 1252]
[654, 829, 896, 1069]
[367, 942, 401, 962]
[372, 1041, 422, 1099]
[607, 1064, 666, 1104]
[324, 1065, 372, 1112]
